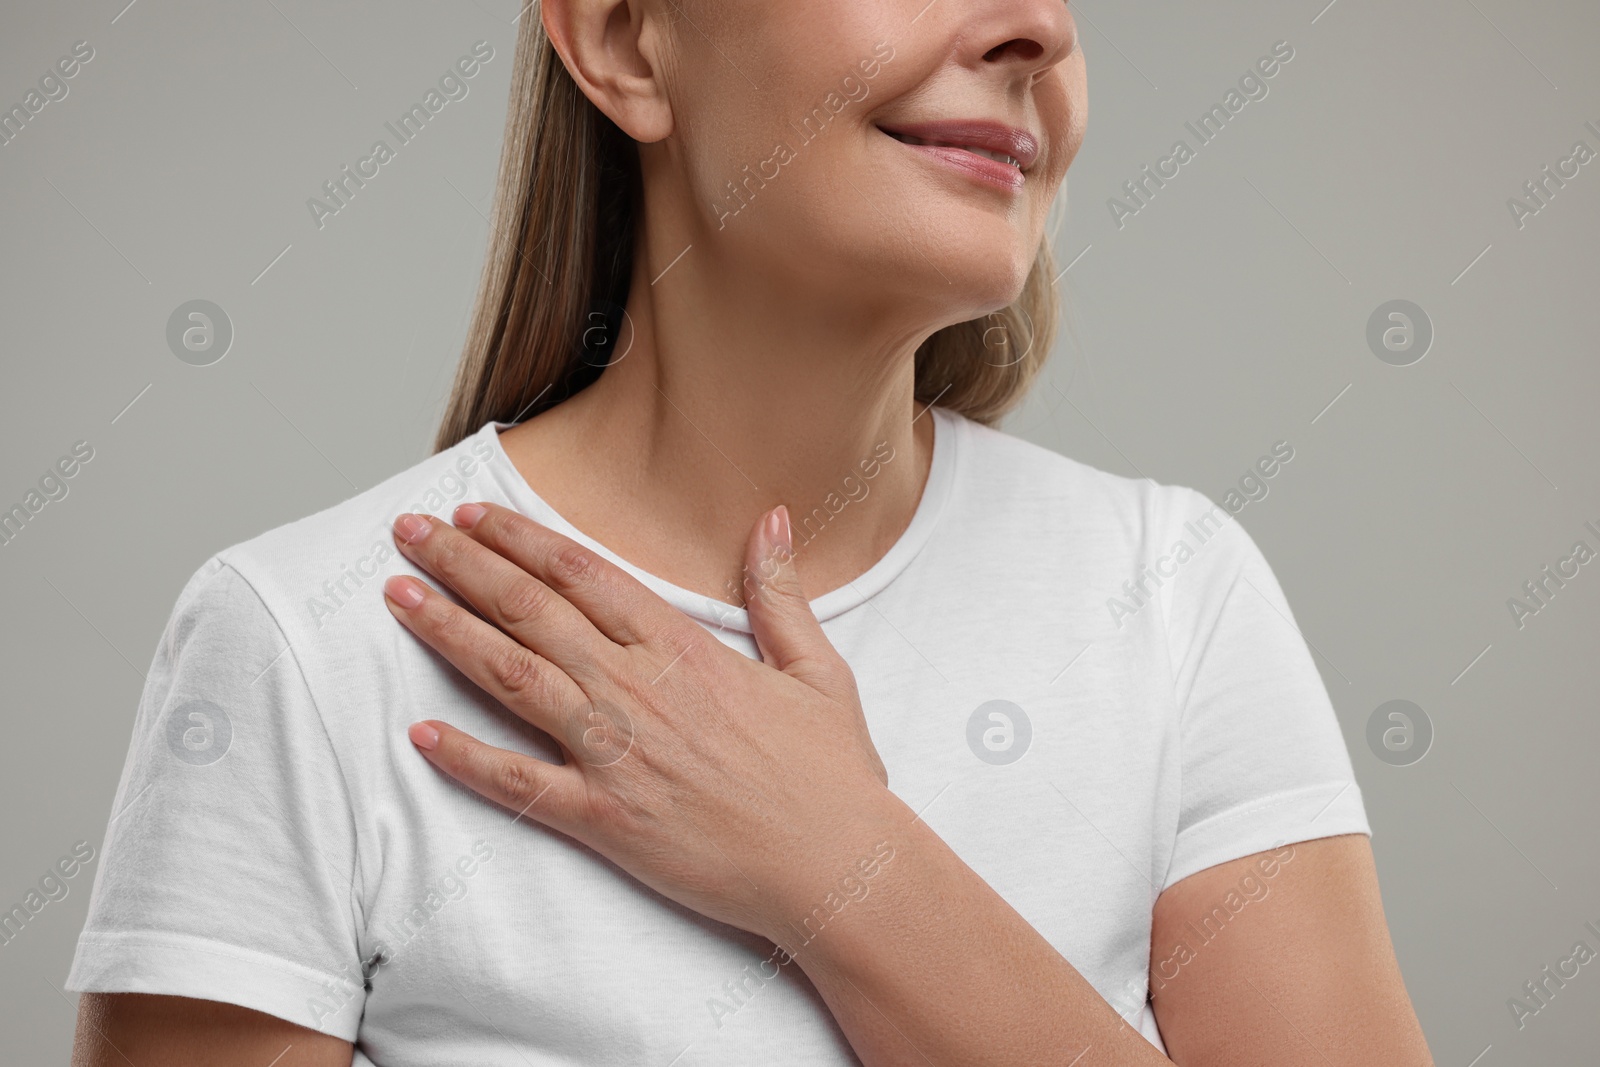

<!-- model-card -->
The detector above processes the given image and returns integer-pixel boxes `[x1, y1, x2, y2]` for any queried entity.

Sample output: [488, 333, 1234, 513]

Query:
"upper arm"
[1147, 835, 1433, 1066]
[72, 993, 353, 1067]
[66, 558, 369, 1038]
[1144, 487, 1415, 1062]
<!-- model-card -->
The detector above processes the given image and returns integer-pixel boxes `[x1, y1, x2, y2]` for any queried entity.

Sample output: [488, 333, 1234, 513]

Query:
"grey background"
[2, 0, 1596, 1062]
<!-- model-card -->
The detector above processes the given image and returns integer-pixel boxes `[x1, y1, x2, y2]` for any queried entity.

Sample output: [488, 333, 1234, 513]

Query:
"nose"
[962, 0, 1078, 78]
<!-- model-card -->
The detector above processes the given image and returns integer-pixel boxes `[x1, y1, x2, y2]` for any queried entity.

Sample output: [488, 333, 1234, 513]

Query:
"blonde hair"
[435, 9, 1061, 452]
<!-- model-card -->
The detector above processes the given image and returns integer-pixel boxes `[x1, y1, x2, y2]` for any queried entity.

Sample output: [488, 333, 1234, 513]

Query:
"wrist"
[752, 785, 922, 955]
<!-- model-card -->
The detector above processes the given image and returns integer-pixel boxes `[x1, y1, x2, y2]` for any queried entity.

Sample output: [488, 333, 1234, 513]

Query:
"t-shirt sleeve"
[1156, 487, 1370, 891]
[66, 555, 368, 1041]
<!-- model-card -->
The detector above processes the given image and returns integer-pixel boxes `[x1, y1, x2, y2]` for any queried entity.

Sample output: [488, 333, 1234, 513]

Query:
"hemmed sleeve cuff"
[65, 930, 366, 1042]
[1162, 780, 1370, 892]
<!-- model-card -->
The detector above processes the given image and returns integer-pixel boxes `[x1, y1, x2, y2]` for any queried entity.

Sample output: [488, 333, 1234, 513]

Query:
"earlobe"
[541, 0, 673, 143]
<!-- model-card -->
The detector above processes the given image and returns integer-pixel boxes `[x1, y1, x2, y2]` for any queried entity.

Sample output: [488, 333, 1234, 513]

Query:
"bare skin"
[75, 0, 1434, 1062]
[70, 991, 350, 1067]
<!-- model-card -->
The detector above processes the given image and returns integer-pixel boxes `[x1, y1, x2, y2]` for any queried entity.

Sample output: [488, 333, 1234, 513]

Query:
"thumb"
[742, 506, 850, 699]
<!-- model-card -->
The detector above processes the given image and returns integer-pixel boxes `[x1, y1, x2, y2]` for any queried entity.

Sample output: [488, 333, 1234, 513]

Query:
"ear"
[541, 0, 673, 143]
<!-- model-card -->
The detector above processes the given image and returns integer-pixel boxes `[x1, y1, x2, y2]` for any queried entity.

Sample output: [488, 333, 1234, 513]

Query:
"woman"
[68, 1, 1433, 1064]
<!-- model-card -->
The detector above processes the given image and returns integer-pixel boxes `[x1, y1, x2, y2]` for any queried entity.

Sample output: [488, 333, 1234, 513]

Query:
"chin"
[918, 228, 1040, 321]
[765, 189, 1042, 323]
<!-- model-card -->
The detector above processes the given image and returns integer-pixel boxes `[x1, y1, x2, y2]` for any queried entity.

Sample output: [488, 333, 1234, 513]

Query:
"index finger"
[453, 502, 694, 649]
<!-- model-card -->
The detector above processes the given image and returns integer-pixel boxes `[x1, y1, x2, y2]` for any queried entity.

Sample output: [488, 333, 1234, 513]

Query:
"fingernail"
[773, 505, 792, 555]
[394, 513, 432, 544]
[409, 721, 440, 750]
[384, 575, 425, 609]
[454, 502, 487, 529]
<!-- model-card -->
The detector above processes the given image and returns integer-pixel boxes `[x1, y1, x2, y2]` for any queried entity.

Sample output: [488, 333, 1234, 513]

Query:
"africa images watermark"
[704, 840, 896, 1030]
[1504, 516, 1600, 631]
[0, 40, 95, 149]
[307, 41, 495, 230]
[1, 439, 96, 549]
[1106, 441, 1294, 630]
[0, 841, 97, 949]
[1150, 842, 1295, 994]
[1104, 842, 1297, 1030]
[309, 839, 496, 1031]
[305, 436, 498, 630]
[705, 438, 898, 628]
[1107, 40, 1296, 230]
[1505, 118, 1600, 231]
[1505, 915, 1600, 1032]
[779, 440, 897, 557]
[712, 40, 896, 229]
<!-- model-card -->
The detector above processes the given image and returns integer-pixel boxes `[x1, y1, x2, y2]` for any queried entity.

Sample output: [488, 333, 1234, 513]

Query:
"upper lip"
[875, 119, 1041, 172]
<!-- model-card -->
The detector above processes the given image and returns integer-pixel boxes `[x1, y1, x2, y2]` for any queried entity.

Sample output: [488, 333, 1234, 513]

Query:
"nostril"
[984, 38, 1046, 63]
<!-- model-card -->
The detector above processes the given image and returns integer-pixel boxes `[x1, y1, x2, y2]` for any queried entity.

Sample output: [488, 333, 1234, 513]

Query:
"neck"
[498, 227, 941, 607]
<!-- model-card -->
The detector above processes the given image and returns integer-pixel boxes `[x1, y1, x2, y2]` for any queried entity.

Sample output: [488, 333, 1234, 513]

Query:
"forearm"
[764, 791, 1172, 1067]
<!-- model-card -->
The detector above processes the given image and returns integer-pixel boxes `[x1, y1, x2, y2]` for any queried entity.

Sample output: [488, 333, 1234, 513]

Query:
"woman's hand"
[382, 501, 896, 943]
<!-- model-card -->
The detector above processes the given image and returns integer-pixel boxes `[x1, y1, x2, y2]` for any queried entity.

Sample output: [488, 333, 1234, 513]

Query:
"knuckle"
[495, 756, 543, 807]
[491, 646, 546, 699]
[648, 627, 705, 673]
[748, 569, 799, 607]
[426, 598, 471, 641]
[588, 789, 642, 834]
[817, 651, 860, 694]
[483, 506, 528, 541]
[654, 617, 701, 654]
[496, 579, 551, 630]
[430, 528, 473, 573]
[473, 511, 518, 556]
[551, 541, 602, 588]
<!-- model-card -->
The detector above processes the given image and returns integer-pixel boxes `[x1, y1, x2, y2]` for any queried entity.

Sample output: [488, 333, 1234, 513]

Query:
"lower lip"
[882, 132, 1027, 192]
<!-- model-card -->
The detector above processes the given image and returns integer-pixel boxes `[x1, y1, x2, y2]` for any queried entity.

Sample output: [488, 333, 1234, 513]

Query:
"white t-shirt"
[67, 407, 1368, 1063]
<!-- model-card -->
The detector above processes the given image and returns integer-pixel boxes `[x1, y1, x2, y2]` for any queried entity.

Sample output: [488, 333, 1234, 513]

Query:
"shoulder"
[947, 411, 1218, 553]
[185, 425, 506, 651]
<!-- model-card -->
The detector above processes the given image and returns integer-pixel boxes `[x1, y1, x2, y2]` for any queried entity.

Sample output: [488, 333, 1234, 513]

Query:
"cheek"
[663, 40, 814, 199]
[1041, 61, 1087, 191]
[1018, 64, 1084, 252]
[667, 21, 897, 228]
[662, 3, 1077, 313]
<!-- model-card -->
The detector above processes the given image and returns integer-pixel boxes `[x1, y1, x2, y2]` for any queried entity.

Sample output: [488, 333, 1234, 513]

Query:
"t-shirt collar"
[474, 406, 961, 633]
